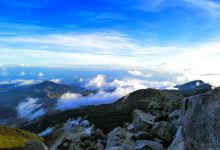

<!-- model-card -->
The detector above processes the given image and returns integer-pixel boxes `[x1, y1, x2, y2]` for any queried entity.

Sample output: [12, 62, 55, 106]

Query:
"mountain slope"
[21, 88, 183, 134]
[0, 81, 85, 107]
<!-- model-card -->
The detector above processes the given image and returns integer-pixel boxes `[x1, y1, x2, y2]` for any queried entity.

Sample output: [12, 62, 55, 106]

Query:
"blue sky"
[0, 0, 220, 79]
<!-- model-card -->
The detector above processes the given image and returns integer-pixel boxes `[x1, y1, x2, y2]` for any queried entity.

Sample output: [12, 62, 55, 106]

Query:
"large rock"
[24, 140, 48, 150]
[168, 126, 184, 150]
[133, 109, 155, 132]
[135, 140, 163, 150]
[178, 87, 220, 149]
[106, 127, 134, 150]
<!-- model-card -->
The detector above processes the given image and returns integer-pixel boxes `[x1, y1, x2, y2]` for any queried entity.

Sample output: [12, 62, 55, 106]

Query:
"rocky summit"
[52, 82, 220, 150]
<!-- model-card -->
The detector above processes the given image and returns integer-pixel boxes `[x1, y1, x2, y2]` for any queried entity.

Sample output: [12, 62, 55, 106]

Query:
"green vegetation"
[0, 126, 43, 149]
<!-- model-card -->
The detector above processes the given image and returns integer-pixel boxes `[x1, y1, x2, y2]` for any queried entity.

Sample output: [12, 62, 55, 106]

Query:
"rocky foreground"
[54, 86, 220, 150]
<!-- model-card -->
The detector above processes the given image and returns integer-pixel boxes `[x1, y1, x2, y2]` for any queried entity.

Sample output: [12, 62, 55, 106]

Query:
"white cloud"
[0, 31, 220, 86]
[38, 72, 44, 77]
[16, 98, 45, 121]
[138, 0, 220, 17]
[86, 74, 106, 89]
[50, 78, 62, 83]
[0, 79, 36, 86]
[1, 67, 8, 76]
[128, 70, 143, 76]
[38, 127, 54, 137]
[19, 71, 26, 76]
[59, 92, 82, 101]
[128, 70, 152, 78]
[183, 0, 220, 17]
[56, 74, 176, 111]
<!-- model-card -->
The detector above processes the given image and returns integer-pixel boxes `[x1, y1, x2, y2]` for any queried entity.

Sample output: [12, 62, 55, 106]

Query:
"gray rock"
[106, 127, 134, 150]
[133, 131, 154, 141]
[133, 109, 155, 132]
[95, 141, 106, 150]
[176, 88, 220, 150]
[168, 126, 184, 150]
[126, 124, 134, 131]
[135, 140, 163, 150]
[24, 140, 48, 150]
[151, 121, 175, 142]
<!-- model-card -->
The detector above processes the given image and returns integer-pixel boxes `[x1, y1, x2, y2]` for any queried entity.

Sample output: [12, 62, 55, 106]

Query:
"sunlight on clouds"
[87, 74, 106, 89]
[0, 31, 220, 86]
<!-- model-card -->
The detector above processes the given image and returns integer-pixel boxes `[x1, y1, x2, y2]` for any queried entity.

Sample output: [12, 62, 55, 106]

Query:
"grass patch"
[0, 126, 43, 149]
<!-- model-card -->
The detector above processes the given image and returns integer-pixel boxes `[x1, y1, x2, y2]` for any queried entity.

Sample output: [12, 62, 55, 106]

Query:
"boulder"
[106, 127, 134, 150]
[151, 121, 175, 142]
[24, 140, 48, 150]
[133, 109, 155, 132]
[135, 140, 163, 150]
[171, 87, 220, 150]
[133, 131, 154, 141]
[125, 123, 134, 132]
[168, 126, 184, 150]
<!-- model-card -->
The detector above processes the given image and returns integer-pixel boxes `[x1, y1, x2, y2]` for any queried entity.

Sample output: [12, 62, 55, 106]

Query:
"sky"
[0, 0, 220, 82]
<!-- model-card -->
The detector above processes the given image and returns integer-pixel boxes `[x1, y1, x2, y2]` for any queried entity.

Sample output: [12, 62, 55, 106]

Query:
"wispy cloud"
[138, 0, 220, 18]
[0, 79, 37, 86]
[16, 98, 45, 121]
[183, 0, 220, 17]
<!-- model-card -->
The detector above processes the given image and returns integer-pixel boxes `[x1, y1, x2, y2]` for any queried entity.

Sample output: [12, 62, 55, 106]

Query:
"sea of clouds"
[56, 73, 176, 110]
[12, 68, 202, 120]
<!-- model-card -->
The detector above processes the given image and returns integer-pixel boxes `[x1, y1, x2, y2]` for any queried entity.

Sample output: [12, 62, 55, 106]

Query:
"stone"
[126, 124, 134, 131]
[168, 126, 184, 150]
[133, 131, 154, 141]
[133, 109, 155, 132]
[151, 121, 175, 142]
[106, 127, 134, 150]
[135, 140, 163, 150]
[179, 88, 220, 150]
[24, 140, 48, 150]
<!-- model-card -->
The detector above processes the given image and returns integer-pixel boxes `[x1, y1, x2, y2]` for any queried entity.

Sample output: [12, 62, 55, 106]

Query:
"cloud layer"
[56, 74, 176, 110]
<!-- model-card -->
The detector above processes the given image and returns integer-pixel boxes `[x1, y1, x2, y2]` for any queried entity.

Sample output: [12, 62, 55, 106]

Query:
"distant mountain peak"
[32, 80, 68, 89]
[175, 80, 210, 91]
